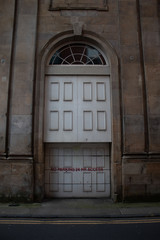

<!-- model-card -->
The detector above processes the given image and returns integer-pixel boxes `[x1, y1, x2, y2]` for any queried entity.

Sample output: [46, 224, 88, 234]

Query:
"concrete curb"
[0, 209, 160, 218]
[1, 199, 160, 218]
[1, 214, 160, 218]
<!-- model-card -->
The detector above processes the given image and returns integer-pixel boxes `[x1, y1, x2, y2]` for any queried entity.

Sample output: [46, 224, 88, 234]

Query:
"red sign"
[51, 167, 104, 172]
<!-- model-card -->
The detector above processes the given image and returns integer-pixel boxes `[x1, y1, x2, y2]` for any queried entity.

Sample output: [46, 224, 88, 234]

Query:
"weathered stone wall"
[0, 0, 15, 156]
[0, 160, 33, 201]
[119, 0, 145, 154]
[0, 0, 159, 201]
[122, 0, 160, 201]
[36, 0, 160, 201]
[9, 0, 38, 156]
[123, 160, 160, 201]
[141, 0, 160, 153]
[0, 0, 38, 201]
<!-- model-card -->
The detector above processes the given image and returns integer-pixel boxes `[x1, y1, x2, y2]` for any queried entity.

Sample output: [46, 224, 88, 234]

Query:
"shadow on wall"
[158, 0, 160, 34]
[158, 0, 160, 15]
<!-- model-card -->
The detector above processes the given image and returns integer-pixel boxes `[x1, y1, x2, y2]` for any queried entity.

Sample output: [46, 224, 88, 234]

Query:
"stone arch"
[34, 30, 121, 201]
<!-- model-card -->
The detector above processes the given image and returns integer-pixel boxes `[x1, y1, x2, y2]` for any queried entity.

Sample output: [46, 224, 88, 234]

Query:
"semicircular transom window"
[49, 44, 108, 65]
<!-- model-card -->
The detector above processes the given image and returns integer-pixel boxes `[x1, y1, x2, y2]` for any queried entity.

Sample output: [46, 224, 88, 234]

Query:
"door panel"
[77, 76, 111, 142]
[44, 76, 111, 142]
[44, 76, 77, 142]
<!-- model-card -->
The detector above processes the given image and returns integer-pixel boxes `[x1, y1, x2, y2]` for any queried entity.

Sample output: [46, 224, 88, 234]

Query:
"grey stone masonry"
[8, 0, 38, 155]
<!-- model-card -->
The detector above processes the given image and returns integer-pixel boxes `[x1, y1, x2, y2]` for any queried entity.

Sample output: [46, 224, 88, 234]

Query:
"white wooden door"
[77, 76, 111, 142]
[45, 144, 110, 198]
[44, 75, 111, 198]
[44, 76, 111, 142]
[44, 76, 77, 142]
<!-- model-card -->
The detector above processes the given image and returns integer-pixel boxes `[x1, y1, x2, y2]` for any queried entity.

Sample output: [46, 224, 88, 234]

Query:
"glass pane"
[86, 47, 99, 58]
[74, 54, 81, 61]
[81, 55, 88, 64]
[53, 56, 63, 65]
[60, 47, 71, 59]
[72, 46, 84, 54]
[65, 55, 74, 64]
[93, 57, 102, 65]
[49, 44, 106, 65]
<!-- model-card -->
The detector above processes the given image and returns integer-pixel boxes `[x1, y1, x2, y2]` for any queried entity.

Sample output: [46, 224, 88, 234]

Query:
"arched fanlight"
[49, 43, 108, 65]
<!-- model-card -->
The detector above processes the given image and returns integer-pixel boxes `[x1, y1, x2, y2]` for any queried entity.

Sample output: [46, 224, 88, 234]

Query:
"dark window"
[49, 44, 106, 65]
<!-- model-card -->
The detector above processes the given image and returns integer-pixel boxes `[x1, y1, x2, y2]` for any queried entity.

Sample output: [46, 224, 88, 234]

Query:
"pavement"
[0, 199, 160, 218]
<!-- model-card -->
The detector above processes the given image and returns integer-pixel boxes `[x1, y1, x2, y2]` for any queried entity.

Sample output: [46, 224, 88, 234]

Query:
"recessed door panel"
[50, 111, 59, 131]
[50, 82, 59, 101]
[96, 82, 106, 101]
[64, 82, 73, 101]
[83, 82, 92, 101]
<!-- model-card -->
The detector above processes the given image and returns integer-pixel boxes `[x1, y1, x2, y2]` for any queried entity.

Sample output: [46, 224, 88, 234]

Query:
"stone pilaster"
[8, 0, 38, 156]
[0, 1, 15, 157]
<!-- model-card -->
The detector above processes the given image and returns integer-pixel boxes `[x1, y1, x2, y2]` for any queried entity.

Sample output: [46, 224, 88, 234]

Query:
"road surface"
[1, 218, 160, 240]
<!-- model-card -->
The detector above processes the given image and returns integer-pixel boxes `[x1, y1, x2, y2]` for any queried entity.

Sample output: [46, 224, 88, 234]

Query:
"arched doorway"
[44, 43, 111, 198]
[34, 31, 121, 200]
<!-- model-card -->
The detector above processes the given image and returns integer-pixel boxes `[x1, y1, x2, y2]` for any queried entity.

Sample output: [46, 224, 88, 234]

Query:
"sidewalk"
[0, 199, 160, 218]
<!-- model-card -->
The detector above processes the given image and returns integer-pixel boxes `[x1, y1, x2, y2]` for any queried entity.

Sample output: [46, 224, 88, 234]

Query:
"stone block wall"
[123, 159, 160, 201]
[0, 1, 15, 155]
[0, 0, 38, 201]
[118, 0, 145, 153]
[121, 0, 160, 201]
[141, 0, 160, 153]
[36, 0, 160, 201]
[0, 0, 159, 201]
[9, 0, 37, 155]
[0, 160, 33, 201]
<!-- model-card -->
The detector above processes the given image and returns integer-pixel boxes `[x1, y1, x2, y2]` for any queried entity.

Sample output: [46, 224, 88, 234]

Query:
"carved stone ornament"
[73, 22, 83, 35]
[49, 0, 108, 11]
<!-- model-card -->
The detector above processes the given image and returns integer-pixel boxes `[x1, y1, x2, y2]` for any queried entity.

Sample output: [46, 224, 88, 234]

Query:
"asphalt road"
[0, 218, 160, 240]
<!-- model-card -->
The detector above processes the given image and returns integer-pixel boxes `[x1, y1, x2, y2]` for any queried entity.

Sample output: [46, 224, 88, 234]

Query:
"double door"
[44, 75, 111, 198]
[44, 75, 111, 142]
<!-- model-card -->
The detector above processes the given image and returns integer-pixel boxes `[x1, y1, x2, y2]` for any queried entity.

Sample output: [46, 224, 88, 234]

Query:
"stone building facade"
[0, 0, 160, 202]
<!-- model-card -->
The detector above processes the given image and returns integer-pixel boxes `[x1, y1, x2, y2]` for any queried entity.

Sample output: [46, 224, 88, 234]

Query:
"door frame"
[34, 30, 122, 201]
